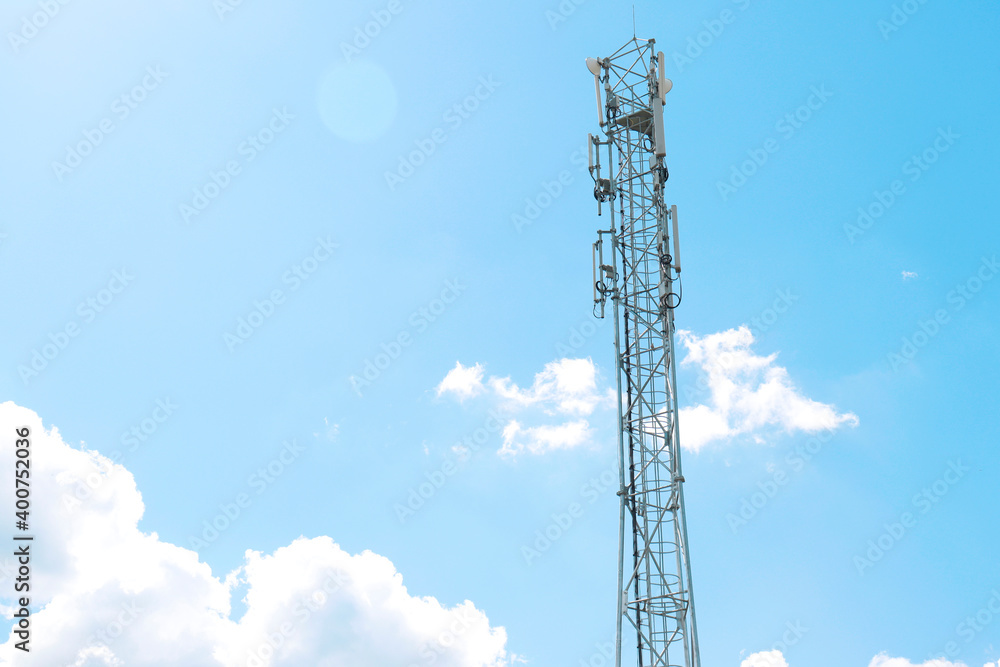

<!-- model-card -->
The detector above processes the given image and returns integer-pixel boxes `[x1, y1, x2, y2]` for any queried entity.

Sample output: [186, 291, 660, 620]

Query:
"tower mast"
[587, 37, 701, 667]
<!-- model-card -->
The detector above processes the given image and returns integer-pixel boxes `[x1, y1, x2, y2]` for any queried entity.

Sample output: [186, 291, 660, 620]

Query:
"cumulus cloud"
[741, 650, 789, 667]
[867, 655, 978, 667]
[437, 362, 487, 401]
[0, 402, 514, 667]
[902, 271, 919, 280]
[487, 358, 611, 417]
[677, 327, 858, 451]
[216, 538, 510, 667]
[746, 651, 989, 667]
[440, 330, 858, 457]
[498, 419, 592, 458]
[436, 359, 612, 458]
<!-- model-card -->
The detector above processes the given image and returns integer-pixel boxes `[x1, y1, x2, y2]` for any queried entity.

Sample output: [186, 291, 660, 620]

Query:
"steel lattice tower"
[586, 38, 701, 667]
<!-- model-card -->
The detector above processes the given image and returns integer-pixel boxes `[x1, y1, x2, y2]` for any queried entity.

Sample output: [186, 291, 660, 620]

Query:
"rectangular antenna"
[592, 239, 599, 304]
[652, 101, 666, 157]
[658, 52, 667, 101]
[594, 76, 604, 127]
[671, 205, 681, 273]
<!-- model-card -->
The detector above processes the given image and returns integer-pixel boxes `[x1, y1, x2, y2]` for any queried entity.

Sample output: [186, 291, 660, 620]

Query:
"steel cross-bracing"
[586, 38, 701, 667]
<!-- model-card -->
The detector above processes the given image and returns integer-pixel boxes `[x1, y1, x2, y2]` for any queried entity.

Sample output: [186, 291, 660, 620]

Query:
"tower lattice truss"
[588, 38, 701, 667]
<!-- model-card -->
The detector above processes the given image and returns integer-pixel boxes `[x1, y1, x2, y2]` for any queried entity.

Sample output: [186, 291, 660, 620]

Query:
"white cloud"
[678, 327, 858, 451]
[679, 403, 734, 448]
[741, 650, 789, 667]
[436, 358, 612, 458]
[216, 538, 510, 667]
[487, 358, 611, 417]
[437, 362, 486, 401]
[745, 651, 985, 667]
[0, 402, 514, 667]
[440, 332, 857, 457]
[902, 271, 919, 280]
[498, 419, 592, 459]
[868, 654, 973, 667]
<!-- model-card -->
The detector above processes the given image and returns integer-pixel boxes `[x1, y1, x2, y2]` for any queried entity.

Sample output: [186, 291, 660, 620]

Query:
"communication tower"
[586, 37, 701, 667]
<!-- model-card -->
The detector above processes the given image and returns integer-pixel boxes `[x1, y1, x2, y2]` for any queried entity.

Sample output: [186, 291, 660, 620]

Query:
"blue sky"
[1, 0, 998, 665]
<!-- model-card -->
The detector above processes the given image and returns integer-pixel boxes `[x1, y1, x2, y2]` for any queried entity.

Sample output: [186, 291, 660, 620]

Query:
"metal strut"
[587, 37, 700, 667]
